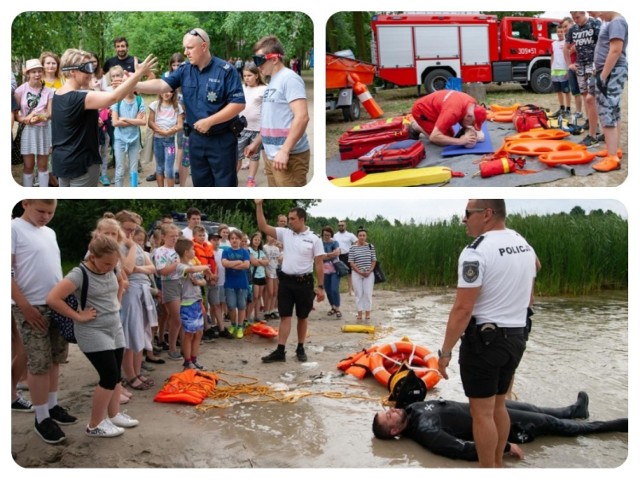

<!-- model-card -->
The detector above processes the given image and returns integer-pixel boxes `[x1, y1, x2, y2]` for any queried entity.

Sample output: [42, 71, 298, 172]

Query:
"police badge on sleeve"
[462, 261, 479, 283]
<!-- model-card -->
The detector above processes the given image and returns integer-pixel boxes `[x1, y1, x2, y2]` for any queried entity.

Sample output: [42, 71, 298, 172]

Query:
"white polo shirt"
[276, 226, 323, 275]
[457, 228, 537, 327]
[333, 230, 358, 254]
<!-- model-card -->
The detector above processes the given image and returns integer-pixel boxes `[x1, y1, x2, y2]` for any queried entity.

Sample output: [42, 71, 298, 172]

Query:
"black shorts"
[459, 329, 526, 398]
[277, 275, 315, 319]
[252, 277, 266, 286]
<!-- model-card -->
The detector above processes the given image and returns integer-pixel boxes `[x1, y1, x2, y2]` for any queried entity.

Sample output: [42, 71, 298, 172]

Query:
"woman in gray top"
[47, 235, 139, 438]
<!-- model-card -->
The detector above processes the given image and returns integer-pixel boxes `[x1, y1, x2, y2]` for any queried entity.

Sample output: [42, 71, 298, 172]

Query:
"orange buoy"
[505, 129, 570, 141]
[349, 73, 384, 119]
[502, 139, 587, 156]
[369, 341, 441, 390]
[538, 150, 597, 166]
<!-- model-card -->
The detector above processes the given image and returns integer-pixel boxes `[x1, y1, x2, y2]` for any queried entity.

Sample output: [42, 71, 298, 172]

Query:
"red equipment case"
[357, 139, 425, 173]
[339, 116, 410, 160]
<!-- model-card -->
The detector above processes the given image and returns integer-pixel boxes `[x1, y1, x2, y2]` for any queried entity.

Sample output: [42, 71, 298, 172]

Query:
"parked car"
[146, 212, 236, 245]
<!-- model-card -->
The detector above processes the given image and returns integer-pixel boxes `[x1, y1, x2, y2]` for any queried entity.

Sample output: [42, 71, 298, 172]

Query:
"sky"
[309, 199, 627, 223]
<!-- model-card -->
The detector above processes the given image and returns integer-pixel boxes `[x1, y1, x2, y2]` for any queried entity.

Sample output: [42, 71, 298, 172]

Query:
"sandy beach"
[10, 288, 628, 470]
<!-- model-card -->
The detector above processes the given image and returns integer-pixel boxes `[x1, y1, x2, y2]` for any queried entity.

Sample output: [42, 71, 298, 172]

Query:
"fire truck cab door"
[501, 18, 551, 61]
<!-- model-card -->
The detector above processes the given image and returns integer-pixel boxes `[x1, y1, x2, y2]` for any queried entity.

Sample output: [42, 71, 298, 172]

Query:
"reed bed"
[344, 213, 627, 297]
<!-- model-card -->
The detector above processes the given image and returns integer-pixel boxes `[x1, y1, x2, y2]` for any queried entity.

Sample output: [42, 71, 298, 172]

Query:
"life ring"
[369, 341, 441, 390]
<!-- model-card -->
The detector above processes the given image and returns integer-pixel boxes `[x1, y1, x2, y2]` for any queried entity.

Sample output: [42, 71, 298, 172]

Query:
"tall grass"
[360, 213, 627, 296]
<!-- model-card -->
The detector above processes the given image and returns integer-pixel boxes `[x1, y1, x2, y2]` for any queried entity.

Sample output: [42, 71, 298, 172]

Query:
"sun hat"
[24, 59, 44, 73]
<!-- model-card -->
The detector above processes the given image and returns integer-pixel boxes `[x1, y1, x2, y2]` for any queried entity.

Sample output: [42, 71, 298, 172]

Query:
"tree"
[570, 206, 586, 216]
[480, 11, 545, 19]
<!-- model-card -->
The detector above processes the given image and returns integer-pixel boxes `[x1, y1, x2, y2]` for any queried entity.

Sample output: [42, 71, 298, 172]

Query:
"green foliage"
[480, 11, 546, 20]
[12, 11, 313, 80]
[48, 199, 319, 262]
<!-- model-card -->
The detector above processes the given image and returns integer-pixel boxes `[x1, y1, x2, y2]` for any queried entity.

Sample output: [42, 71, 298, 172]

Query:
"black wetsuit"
[403, 399, 627, 461]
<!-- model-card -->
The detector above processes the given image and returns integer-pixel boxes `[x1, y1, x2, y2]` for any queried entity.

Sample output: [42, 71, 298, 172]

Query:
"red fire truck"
[371, 13, 561, 94]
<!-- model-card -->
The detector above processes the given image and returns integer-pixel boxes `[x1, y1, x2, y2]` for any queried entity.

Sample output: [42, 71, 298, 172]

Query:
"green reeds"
[361, 212, 627, 296]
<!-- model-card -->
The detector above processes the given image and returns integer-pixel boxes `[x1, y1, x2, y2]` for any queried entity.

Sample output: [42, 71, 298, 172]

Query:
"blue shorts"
[225, 288, 247, 310]
[180, 300, 204, 333]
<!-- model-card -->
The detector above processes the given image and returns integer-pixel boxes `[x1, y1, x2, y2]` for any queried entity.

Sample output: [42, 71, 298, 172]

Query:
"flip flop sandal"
[328, 308, 336, 316]
[335, 311, 342, 318]
[137, 375, 155, 387]
[126, 377, 151, 391]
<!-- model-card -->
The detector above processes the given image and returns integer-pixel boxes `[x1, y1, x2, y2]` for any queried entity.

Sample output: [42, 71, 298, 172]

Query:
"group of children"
[11, 200, 287, 444]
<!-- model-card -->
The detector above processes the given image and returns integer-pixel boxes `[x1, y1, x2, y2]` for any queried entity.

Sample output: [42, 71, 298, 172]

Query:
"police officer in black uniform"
[135, 28, 245, 187]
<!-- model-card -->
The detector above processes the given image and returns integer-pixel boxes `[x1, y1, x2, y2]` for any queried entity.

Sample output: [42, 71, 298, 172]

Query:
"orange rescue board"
[538, 150, 596, 166]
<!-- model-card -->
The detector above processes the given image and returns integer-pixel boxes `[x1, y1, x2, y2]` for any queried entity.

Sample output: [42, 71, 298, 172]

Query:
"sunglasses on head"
[188, 29, 206, 42]
[62, 62, 96, 74]
[252, 53, 282, 67]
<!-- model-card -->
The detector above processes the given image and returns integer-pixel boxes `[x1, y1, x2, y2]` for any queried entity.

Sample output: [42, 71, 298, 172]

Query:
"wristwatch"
[438, 349, 452, 359]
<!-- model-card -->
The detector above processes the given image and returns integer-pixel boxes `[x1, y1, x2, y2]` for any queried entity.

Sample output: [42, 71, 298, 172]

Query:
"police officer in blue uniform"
[136, 28, 245, 187]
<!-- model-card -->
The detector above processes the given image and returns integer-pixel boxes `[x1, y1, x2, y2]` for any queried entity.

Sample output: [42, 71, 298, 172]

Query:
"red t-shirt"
[411, 90, 476, 136]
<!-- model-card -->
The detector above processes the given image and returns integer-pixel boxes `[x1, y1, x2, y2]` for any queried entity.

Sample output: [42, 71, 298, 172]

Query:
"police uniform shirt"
[276, 227, 323, 275]
[457, 228, 536, 327]
[163, 56, 245, 133]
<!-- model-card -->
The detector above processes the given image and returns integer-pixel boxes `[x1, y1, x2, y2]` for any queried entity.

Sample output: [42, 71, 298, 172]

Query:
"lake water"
[201, 290, 628, 469]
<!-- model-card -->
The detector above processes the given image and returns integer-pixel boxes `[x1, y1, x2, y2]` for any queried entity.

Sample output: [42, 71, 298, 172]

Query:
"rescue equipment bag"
[357, 139, 425, 173]
[513, 104, 549, 133]
[339, 116, 410, 160]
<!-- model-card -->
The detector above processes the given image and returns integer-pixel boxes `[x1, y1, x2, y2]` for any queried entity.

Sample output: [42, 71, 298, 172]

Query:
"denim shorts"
[225, 288, 247, 310]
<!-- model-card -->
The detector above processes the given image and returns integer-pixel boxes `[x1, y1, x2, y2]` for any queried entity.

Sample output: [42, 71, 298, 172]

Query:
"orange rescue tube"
[538, 150, 597, 166]
[369, 341, 441, 390]
[490, 103, 520, 112]
[349, 73, 384, 119]
[487, 111, 515, 123]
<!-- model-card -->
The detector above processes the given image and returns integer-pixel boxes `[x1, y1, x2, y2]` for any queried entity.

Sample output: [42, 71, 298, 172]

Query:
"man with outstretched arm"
[254, 200, 324, 363]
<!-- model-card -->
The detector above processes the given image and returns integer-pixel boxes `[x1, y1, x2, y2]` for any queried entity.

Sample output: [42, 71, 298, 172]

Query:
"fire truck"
[371, 13, 561, 94]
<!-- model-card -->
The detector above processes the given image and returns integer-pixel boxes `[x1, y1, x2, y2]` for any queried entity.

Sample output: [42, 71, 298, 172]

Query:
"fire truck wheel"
[423, 69, 452, 94]
[530, 67, 552, 94]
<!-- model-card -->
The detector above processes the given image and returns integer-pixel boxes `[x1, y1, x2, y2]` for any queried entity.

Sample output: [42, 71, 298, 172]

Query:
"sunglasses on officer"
[252, 53, 282, 67]
[188, 29, 207, 42]
[62, 62, 96, 74]
[464, 207, 490, 218]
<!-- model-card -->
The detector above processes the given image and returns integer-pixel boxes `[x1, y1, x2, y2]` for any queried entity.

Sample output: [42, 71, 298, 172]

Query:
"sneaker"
[579, 135, 599, 147]
[12, 396, 34, 412]
[146, 173, 157, 182]
[99, 175, 111, 186]
[183, 362, 197, 371]
[235, 326, 244, 339]
[228, 325, 236, 337]
[168, 351, 183, 361]
[109, 411, 139, 428]
[211, 325, 220, 338]
[202, 328, 217, 342]
[49, 404, 78, 425]
[262, 349, 286, 363]
[296, 348, 308, 363]
[592, 156, 621, 172]
[192, 361, 205, 370]
[161, 341, 170, 351]
[574, 112, 584, 120]
[549, 107, 565, 118]
[220, 328, 234, 339]
[596, 133, 605, 143]
[246, 178, 256, 187]
[85, 419, 124, 438]
[35, 417, 66, 444]
[140, 361, 155, 372]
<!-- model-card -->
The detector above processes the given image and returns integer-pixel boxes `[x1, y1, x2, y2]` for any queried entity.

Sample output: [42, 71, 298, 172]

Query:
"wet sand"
[10, 289, 628, 470]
